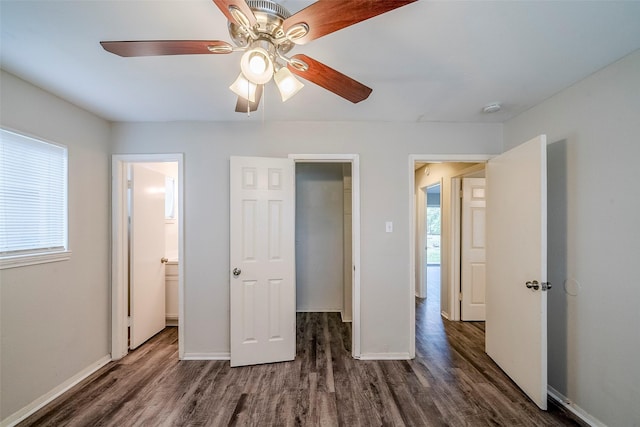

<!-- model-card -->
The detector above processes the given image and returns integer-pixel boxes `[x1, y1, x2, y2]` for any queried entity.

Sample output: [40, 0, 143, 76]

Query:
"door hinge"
[127, 316, 131, 327]
[459, 189, 463, 199]
[459, 292, 463, 301]
[127, 179, 132, 189]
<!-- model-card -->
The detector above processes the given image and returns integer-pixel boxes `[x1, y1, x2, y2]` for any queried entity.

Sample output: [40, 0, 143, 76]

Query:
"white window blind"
[0, 128, 68, 257]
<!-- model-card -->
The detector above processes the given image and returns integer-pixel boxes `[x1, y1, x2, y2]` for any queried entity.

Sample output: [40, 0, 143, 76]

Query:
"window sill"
[0, 250, 72, 270]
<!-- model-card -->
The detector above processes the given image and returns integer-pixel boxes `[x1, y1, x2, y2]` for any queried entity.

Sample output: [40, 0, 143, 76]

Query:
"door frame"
[408, 154, 491, 357]
[450, 177, 462, 321]
[111, 153, 185, 360]
[289, 154, 361, 359]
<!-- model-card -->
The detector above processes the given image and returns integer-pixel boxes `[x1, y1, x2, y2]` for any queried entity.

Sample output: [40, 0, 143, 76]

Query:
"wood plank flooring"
[19, 303, 582, 426]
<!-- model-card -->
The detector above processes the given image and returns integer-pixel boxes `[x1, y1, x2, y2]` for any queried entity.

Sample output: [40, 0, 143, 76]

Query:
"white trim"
[182, 352, 231, 360]
[111, 159, 128, 360]
[289, 154, 361, 360]
[450, 177, 462, 321]
[440, 311, 450, 320]
[1, 355, 111, 427]
[111, 154, 185, 361]
[409, 155, 493, 358]
[296, 309, 342, 313]
[288, 154, 356, 162]
[408, 157, 417, 358]
[0, 250, 71, 270]
[416, 187, 426, 298]
[547, 386, 606, 427]
[359, 352, 412, 360]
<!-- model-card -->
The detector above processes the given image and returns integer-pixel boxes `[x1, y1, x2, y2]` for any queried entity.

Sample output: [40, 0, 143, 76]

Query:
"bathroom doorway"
[111, 154, 184, 360]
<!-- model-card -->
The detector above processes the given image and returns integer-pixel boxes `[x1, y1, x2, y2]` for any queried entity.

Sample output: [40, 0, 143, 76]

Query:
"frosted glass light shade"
[274, 67, 304, 102]
[229, 73, 257, 102]
[240, 47, 273, 84]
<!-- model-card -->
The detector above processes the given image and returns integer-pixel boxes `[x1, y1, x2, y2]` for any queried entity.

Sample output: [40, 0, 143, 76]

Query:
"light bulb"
[249, 54, 266, 74]
[240, 47, 273, 84]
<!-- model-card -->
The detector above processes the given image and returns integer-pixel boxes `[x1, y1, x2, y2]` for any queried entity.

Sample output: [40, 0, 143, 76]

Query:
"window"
[0, 128, 70, 268]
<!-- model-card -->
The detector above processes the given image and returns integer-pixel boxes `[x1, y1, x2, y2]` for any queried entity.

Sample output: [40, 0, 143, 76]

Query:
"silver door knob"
[525, 280, 539, 291]
[232, 268, 241, 277]
[161, 257, 169, 264]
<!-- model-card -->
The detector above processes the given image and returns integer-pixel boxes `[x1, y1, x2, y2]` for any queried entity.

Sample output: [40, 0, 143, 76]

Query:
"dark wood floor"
[20, 302, 581, 426]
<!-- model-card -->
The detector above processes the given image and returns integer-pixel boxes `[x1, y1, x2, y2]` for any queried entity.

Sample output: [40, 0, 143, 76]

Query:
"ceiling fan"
[100, 0, 416, 113]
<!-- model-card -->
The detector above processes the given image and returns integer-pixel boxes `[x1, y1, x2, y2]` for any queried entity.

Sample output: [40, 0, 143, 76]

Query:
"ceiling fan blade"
[100, 40, 234, 57]
[287, 54, 372, 104]
[235, 84, 263, 113]
[212, 0, 257, 28]
[283, 0, 417, 45]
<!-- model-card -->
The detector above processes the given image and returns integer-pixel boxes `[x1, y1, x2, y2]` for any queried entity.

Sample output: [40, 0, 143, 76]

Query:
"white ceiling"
[1, 1, 639, 123]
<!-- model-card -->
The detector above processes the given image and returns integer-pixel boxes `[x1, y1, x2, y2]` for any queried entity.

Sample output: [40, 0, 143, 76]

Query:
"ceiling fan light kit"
[100, 0, 417, 113]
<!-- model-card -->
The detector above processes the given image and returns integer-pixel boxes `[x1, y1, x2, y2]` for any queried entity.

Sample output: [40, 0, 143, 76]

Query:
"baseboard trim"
[440, 311, 450, 320]
[1, 355, 111, 427]
[340, 311, 352, 323]
[547, 386, 606, 427]
[359, 352, 412, 360]
[182, 352, 230, 361]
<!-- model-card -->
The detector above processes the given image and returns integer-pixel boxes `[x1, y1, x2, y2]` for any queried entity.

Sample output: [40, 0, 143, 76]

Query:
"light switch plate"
[385, 221, 393, 233]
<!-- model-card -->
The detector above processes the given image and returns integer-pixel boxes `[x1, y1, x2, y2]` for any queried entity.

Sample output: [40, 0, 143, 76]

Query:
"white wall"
[0, 71, 111, 421]
[295, 163, 344, 312]
[504, 50, 640, 426]
[111, 120, 502, 357]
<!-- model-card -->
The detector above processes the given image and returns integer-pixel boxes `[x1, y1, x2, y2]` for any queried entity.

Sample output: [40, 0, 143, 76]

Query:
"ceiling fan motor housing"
[228, 0, 295, 54]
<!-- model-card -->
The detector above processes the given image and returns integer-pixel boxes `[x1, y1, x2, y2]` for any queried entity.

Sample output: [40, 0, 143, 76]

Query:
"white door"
[461, 178, 486, 321]
[230, 156, 296, 367]
[130, 164, 166, 349]
[486, 135, 548, 410]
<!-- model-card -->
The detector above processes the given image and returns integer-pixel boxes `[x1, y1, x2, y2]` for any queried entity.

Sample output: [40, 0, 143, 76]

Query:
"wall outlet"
[385, 221, 393, 233]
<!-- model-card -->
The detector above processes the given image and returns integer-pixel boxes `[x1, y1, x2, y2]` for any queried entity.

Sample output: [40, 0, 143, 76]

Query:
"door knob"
[232, 268, 241, 277]
[161, 257, 169, 264]
[525, 280, 539, 291]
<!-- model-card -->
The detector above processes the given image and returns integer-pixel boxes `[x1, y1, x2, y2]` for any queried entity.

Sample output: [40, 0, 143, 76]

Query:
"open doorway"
[410, 140, 550, 409]
[409, 155, 490, 357]
[294, 162, 353, 361]
[295, 163, 352, 323]
[112, 154, 184, 360]
[289, 154, 361, 358]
